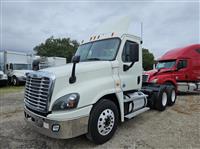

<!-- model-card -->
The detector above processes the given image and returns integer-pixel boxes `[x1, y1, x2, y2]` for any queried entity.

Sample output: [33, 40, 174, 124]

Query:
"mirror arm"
[69, 63, 77, 84]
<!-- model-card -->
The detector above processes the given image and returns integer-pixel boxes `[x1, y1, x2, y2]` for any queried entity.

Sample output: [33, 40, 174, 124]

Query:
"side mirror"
[10, 63, 13, 70]
[177, 64, 183, 70]
[72, 55, 80, 63]
[6, 64, 9, 70]
[69, 55, 80, 84]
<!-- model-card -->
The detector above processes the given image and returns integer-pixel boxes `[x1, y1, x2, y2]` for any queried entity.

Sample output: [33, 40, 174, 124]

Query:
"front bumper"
[24, 107, 89, 139]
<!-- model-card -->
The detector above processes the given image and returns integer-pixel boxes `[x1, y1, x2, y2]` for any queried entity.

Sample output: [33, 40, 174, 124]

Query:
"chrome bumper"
[24, 107, 89, 139]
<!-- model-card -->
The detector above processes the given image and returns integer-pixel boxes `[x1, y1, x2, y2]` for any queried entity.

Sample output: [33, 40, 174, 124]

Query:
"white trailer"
[32, 56, 66, 70]
[2, 51, 34, 86]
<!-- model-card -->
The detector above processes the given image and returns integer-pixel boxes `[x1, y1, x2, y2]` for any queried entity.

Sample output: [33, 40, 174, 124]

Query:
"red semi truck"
[143, 44, 200, 93]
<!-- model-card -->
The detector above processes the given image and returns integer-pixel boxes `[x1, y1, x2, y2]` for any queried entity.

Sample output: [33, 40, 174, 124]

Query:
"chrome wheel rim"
[162, 92, 167, 106]
[13, 78, 16, 85]
[97, 109, 115, 136]
[171, 90, 176, 102]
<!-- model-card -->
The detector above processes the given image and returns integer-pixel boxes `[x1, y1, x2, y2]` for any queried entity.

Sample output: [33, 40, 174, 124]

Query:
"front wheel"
[12, 76, 19, 86]
[86, 99, 119, 144]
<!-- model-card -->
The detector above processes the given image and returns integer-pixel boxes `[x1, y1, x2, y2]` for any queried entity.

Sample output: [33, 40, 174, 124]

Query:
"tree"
[33, 36, 79, 63]
[142, 48, 155, 71]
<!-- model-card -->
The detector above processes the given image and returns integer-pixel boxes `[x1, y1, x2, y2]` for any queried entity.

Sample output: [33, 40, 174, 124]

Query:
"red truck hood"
[145, 68, 173, 76]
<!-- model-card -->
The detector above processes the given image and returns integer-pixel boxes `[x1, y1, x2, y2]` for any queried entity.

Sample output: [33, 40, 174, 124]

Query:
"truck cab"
[144, 44, 200, 92]
[24, 32, 176, 144]
[6, 63, 33, 86]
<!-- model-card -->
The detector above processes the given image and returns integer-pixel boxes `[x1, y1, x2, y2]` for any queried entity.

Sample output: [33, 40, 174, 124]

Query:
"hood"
[145, 68, 174, 76]
[13, 70, 34, 76]
[40, 61, 112, 78]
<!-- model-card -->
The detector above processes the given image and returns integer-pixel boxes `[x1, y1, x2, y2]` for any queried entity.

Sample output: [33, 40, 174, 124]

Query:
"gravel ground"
[0, 89, 199, 149]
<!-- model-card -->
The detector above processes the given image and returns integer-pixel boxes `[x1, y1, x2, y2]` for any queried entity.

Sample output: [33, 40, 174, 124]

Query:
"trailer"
[32, 56, 66, 70]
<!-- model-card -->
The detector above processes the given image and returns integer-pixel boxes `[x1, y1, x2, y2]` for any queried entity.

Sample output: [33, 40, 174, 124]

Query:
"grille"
[142, 74, 149, 82]
[24, 72, 54, 114]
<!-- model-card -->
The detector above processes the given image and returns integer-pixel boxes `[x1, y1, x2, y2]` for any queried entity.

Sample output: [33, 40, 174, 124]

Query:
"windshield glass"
[13, 64, 30, 70]
[75, 38, 120, 61]
[156, 60, 176, 69]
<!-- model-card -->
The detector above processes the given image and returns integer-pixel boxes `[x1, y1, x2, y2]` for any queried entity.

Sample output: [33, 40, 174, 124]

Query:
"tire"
[155, 87, 168, 111]
[147, 92, 156, 109]
[167, 86, 177, 106]
[13, 76, 19, 86]
[86, 99, 119, 144]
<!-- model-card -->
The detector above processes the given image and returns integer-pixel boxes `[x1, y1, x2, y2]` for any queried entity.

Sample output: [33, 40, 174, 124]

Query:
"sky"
[0, 0, 199, 58]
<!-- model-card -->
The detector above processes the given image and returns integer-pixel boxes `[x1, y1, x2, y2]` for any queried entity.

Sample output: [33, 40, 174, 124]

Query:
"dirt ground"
[0, 88, 199, 149]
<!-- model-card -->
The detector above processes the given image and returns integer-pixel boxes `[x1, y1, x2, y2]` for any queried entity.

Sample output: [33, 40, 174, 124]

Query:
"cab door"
[174, 59, 189, 81]
[117, 37, 142, 91]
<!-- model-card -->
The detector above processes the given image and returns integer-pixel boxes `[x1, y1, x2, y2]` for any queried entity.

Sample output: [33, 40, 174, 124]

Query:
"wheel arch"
[164, 80, 176, 87]
[92, 93, 123, 122]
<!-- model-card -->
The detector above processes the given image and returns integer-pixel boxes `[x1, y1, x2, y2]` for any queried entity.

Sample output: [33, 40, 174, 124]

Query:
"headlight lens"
[52, 93, 79, 111]
[151, 78, 158, 83]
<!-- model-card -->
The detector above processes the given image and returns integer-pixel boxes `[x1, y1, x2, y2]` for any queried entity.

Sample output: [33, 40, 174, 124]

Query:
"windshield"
[75, 38, 120, 61]
[13, 64, 30, 70]
[156, 60, 176, 69]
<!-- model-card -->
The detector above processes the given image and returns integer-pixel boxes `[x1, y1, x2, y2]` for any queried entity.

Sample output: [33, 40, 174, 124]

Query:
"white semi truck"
[24, 32, 177, 144]
[1, 51, 33, 86]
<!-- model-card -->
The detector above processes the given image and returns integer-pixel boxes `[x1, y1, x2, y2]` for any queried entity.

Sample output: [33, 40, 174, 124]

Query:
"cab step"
[125, 107, 150, 119]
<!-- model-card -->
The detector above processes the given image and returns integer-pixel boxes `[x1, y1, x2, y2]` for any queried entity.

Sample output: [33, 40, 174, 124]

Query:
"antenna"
[140, 22, 143, 44]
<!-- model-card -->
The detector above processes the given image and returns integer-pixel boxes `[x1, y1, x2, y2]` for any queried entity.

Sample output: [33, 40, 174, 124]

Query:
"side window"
[122, 41, 139, 62]
[196, 49, 200, 54]
[177, 60, 187, 69]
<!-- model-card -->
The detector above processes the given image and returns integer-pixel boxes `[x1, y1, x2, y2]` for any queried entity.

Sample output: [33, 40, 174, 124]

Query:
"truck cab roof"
[81, 32, 141, 45]
[158, 44, 200, 61]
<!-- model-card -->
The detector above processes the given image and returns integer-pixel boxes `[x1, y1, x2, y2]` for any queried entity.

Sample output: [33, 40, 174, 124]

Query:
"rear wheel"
[155, 88, 168, 111]
[86, 99, 119, 144]
[167, 86, 176, 106]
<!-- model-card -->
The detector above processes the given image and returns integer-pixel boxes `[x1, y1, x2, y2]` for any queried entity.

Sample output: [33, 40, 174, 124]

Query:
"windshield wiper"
[86, 58, 101, 61]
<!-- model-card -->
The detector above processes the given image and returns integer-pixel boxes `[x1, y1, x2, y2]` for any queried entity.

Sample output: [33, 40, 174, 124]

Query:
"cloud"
[1, 1, 199, 58]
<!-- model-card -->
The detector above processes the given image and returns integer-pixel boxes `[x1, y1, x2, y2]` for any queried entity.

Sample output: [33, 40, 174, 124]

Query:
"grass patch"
[0, 86, 24, 95]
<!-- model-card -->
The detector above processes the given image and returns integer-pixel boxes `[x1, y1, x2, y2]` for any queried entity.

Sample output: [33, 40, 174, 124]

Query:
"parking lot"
[0, 86, 199, 149]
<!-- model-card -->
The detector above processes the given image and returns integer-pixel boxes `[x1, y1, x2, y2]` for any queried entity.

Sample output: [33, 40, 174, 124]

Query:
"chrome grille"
[142, 74, 149, 82]
[24, 72, 55, 114]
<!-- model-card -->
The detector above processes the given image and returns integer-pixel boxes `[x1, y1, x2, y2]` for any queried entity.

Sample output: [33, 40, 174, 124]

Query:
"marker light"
[97, 35, 100, 39]
[111, 32, 114, 36]
[52, 124, 60, 132]
[93, 36, 96, 40]
[81, 40, 84, 43]
[90, 37, 93, 41]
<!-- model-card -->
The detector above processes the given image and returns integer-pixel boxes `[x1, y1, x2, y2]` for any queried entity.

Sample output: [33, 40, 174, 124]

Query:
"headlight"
[52, 93, 79, 111]
[151, 78, 158, 83]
